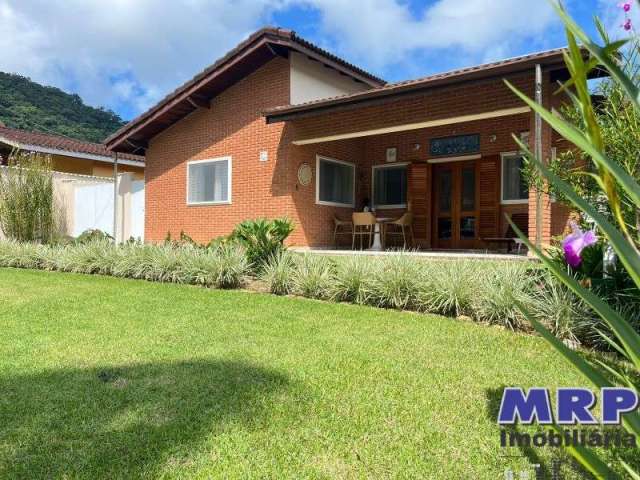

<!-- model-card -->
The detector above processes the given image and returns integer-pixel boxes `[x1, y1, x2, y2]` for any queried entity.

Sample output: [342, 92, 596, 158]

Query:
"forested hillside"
[0, 72, 125, 143]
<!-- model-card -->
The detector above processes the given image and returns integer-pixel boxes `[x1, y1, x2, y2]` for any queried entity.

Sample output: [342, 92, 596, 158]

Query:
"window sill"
[316, 200, 355, 208]
[187, 200, 232, 206]
[500, 199, 529, 205]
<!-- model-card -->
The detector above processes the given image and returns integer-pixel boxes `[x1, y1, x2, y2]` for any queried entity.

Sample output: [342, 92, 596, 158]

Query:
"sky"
[0, 0, 637, 121]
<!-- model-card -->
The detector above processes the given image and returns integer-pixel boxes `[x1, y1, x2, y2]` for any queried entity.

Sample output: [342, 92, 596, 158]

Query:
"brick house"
[106, 27, 583, 250]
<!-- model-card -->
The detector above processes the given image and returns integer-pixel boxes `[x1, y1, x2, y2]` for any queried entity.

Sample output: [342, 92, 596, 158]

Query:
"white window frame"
[371, 162, 409, 209]
[315, 155, 356, 208]
[186, 156, 232, 206]
[500, 152, 528, 205]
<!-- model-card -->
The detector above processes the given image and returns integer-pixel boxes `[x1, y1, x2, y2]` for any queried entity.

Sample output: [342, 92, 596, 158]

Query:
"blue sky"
[0, 0, 636, 121]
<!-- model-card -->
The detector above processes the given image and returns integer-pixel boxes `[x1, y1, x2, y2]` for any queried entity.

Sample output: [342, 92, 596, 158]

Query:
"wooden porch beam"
[291, 106, 531, 146]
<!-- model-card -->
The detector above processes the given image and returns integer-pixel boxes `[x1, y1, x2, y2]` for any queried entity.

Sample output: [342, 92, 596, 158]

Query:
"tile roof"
[106, 27, 385, 153]
[0, 125, 144, 164]
[263, 47, 576, 121]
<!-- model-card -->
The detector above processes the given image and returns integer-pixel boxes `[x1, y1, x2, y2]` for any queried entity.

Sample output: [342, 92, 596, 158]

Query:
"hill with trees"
[0, 72, 126, 143]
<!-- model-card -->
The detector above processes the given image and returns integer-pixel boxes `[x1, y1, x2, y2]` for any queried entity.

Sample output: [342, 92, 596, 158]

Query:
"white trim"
[500, 151, 529, 205]
[371, 162, 408, 209]
[315, 155, 356, 208]
[186, 156, 232, 206]
[427, 154, 481, 164]
[0, 136, 144, 167]
[292, 106, 531, 145]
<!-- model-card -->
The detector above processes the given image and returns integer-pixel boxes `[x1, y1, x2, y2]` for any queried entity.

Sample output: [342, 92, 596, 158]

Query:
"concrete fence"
[0, 167, 144, 242]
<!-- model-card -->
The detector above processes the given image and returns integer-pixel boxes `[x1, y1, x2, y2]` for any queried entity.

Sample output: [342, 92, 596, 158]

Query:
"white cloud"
[301, 0, 561, 70]
[0, 0, 571, 120]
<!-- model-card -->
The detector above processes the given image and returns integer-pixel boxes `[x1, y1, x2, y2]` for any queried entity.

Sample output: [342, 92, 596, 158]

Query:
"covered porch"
[265, 49, 581, 253]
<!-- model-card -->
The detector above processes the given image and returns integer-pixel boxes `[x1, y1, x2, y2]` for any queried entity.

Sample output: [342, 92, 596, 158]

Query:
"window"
[372, 164, 408, 208]
[187, 157, 231, 205]
[501, 153, 529, 204]
[316, 156, 355, 207]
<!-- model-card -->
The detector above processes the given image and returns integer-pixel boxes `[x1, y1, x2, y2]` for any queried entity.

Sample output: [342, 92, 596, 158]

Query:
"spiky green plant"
[369, 254, 422, 310]
[331, 256, 374, 304]
[260, 250, 296, 295]
[230, 218, 294, 272]
[506, 3, 640, 477]
[0, 150, 57, 243]
[417, 260, 481, 317]
[292, 254, 333, 300]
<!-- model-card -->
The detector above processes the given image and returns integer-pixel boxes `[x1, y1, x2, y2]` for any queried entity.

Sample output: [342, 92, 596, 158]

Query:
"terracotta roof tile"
[0, 125, 144, 164]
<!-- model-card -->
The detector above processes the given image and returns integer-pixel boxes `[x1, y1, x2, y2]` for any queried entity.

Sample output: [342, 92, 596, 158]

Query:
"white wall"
[290, 52, 370, 105]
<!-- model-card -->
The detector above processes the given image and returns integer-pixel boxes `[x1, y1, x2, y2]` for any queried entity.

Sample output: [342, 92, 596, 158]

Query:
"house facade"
[106, 27, 578, 250]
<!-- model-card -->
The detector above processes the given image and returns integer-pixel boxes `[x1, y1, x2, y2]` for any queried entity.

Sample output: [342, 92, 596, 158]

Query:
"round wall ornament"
[297, 163, 312, 186]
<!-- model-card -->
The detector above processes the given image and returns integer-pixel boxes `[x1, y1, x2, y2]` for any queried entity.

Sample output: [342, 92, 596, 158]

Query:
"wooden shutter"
[408, 162, 431, 247]
[478, 156, 500, 238]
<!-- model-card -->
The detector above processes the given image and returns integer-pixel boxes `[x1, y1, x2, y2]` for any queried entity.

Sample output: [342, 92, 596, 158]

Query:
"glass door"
[433, 161, 478, 249]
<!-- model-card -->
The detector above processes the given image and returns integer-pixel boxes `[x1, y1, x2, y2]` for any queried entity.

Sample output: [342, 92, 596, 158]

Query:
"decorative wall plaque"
[429, 134, 480, 157]
[386, 147, 397, 163]
[297, 163, 312, 186]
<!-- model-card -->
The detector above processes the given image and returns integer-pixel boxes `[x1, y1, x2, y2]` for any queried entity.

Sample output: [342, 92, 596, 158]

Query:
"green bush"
[292, 254, 333, 300]
[0, 239, 248, 290]
[471, 262, 536, 330]
[417, 260, 481, 317]
[331, 256, 373, 304]
[231, 218, 294, 271]
[369, 254, 422, 310]
[0, 151, 56, 243]
[260, 250, 296, 295]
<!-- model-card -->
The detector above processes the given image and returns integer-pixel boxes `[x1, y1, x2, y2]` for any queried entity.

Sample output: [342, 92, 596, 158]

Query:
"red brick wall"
[144, 58, 291, 244]
[144, 60, 572, 248]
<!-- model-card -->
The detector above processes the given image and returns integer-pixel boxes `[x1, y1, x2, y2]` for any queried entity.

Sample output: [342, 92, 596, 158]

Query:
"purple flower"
[623, 18, 633, 30]
[562, 222, 597, 268]
[620, 1, 632, 12]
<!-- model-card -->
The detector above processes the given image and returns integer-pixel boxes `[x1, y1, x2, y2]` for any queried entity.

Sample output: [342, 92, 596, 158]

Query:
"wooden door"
[408, 162, 431, 247]
[432, 161, 480, 249]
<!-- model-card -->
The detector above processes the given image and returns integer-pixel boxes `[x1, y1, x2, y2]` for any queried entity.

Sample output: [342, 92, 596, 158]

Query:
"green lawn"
[0, 268, 623, 479]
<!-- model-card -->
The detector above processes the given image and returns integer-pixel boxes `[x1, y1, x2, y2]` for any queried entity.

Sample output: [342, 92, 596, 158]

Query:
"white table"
[368, 217, 392, 251]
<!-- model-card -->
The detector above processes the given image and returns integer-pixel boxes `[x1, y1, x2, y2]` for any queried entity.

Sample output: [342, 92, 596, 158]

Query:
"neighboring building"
[0, 125, 144, 179]
[106, 27, 585, 250]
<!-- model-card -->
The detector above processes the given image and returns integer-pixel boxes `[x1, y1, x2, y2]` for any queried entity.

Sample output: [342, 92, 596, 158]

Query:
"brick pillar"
[527, 68, 553, 251]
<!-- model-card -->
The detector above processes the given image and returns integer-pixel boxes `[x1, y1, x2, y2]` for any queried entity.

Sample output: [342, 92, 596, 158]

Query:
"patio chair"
[352, 212, 376, 250]
[333, 215, 353, 248]
[384, 212, 414, 248]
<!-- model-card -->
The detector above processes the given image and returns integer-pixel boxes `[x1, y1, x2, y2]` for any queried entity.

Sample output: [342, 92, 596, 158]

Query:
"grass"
[0, 268, 632, 479]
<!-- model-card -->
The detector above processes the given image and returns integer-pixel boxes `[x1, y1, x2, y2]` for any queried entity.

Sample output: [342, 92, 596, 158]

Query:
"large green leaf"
[512, 135, 640, 289]
[505, 81, 640, 209]
[552, 2, 640, 112]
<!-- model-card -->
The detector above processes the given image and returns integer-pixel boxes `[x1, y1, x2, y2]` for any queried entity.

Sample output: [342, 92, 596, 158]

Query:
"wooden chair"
[482, 213, 529, 253]
[333, 215, 353, 248]
[384, 212, 414, 248]
[352, 212, 376, 250]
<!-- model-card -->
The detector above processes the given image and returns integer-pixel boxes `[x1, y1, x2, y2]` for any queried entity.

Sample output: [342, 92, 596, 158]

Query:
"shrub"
[231, 218, 294, 271]
[417, 260, 481, 317]
[471, 262, 536, 330]
[260, 250, 296, 295]
[55, 239, 118, 275]
[208, 243, 249, 289]
[0, 240, 43, 269]
[331, 256, 373, 304]
[369, 254, 422, 310]
[292, 254, 333, 299]
[0, 151, 57, 243]
[75, 229, 113, 245]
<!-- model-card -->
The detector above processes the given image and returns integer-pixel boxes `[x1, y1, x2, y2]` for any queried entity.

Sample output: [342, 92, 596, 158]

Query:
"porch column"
[528, 65, 553, 251]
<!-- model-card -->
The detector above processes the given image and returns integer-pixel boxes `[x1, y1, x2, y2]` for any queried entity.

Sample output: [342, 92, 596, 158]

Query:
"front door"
[432, 161, 478, 249]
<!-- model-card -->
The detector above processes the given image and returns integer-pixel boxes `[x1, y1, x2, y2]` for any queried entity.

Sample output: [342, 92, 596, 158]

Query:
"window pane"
[438, 170, 452, 213]
[461, 166, 475, 211]
[319, 159, 354, 205]
[438, 218, 452, 239]
[374, 166, 407, 206]
[503, 155, 529, 201]
[460, 216, 476, 239]
[188, 160, 229, 203]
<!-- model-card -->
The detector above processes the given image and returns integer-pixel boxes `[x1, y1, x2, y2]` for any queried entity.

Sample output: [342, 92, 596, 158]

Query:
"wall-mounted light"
[488, 135, 497, 143]
[413, 143, 421, 151]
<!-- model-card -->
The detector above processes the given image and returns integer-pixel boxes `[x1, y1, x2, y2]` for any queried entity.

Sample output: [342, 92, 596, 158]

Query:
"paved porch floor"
[290, 247, 532, 261]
